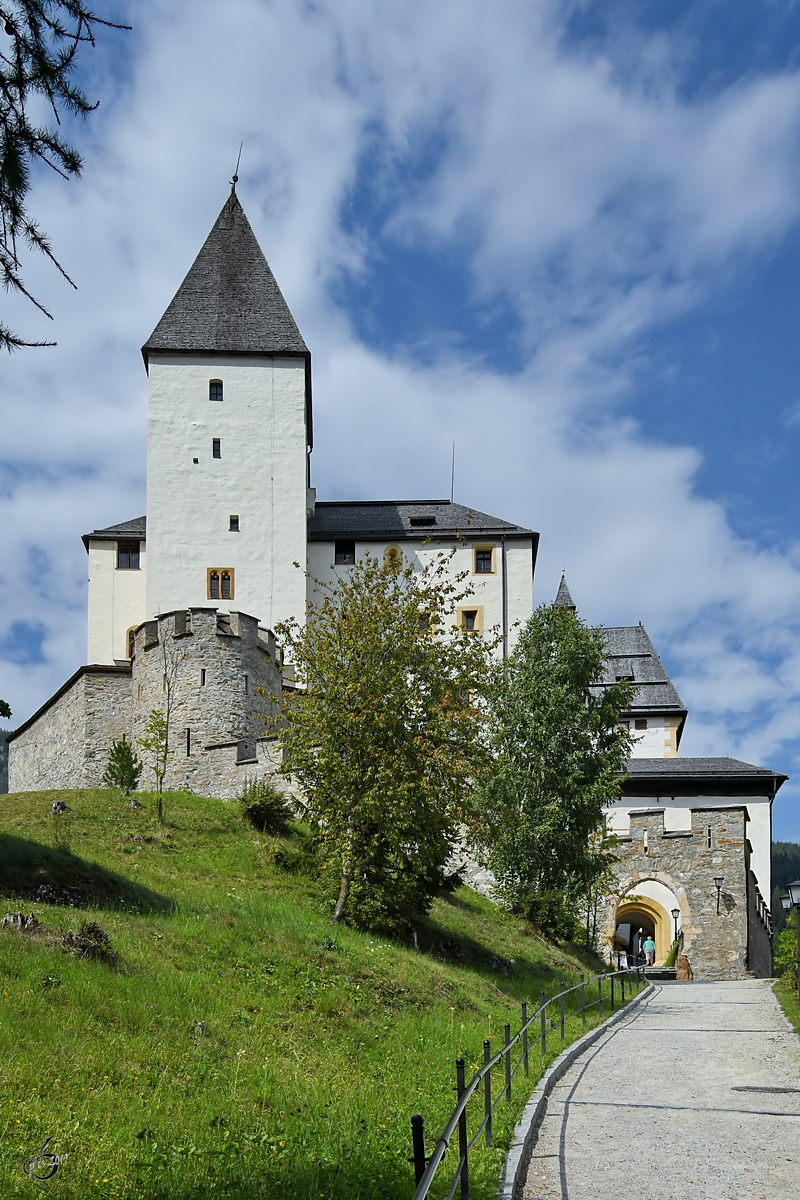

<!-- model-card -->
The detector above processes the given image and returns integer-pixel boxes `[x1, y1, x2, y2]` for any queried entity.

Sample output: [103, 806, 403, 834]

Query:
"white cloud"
[2, 0, 800, 834]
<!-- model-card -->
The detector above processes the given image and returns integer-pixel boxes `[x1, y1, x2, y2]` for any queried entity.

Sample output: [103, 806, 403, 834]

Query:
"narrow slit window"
[209, 379, 223, 402]
[229, 515, 239, 532]
[186, 729, 191, 757]
[244, 674, 249, 693]
[212, 438, 221, 458]
[127, 628, 136, 659]
[707, 826, 713, 849]
[221, 571, 231, 600]
[200, 668, 206, 686]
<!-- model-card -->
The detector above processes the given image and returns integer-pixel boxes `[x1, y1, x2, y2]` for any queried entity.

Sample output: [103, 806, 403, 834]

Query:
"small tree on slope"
[102, 735, 142, 801]
[472, 603, 634, 941]
[273, 552, 497, 932]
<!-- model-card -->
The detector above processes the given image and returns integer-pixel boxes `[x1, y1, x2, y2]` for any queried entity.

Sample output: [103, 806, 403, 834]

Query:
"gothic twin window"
[207, 568, 234, 601]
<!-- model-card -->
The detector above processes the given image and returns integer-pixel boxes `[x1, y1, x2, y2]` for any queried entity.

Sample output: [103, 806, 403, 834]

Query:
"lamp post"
[671, 908, 680, 943]
[714, 876, 724, 916]
[781, 879, 800, 1007]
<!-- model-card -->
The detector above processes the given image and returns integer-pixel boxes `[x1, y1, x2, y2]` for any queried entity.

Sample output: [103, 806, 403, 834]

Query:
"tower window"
[335, 540, 356, 564]
[186, 729, 191, 757]
[634, 718, 648, 730]
[117, 540, 140, 569]
[200, 668, 206, 686]
[457, 605, 484, 633]
[474, 548, 494, 574]
[229, 515, 239, 532]
[707, 826, 713, 849]
[244, 674, 249, 693]
[127, 627, 136, 659]
[207, 568, 234, 601]
[212, 438, 221, 458]
[209, 380, 223, 402]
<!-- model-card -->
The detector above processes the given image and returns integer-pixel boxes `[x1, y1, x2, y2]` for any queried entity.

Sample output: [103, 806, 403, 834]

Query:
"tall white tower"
[142, 187, 311, 633]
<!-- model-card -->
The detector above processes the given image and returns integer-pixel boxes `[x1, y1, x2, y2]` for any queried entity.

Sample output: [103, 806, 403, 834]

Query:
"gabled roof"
[142, 190, 308, 362]
[307, 500, 538, 545]
[82, 515, 146, 551]
[620, 756, 787, 799]
[554, 573, 575, 609]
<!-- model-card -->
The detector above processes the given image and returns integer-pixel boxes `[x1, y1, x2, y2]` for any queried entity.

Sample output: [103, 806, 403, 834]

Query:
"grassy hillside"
[0, 789, 618, 1199]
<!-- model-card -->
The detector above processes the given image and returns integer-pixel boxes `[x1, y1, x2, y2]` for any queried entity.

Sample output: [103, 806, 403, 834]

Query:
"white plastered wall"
[628, 716, 679, 758]
[305, 537, 534, 654]
[605, 792, 772, 899]
[145, 354, 308, 637]
[87, 540, 147, 664]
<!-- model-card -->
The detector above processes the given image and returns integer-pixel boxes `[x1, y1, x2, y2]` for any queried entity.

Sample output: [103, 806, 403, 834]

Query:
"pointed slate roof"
[142, 190, 308, 362]
[554, 573, 576, 609]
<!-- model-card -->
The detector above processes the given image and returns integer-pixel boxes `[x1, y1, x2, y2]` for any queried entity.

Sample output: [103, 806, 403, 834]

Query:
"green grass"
[0, 789, 639, 1199]
[773, 976, 800, 1035]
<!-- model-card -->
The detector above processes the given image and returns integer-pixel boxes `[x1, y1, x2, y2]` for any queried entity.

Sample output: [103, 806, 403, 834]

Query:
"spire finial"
[231, 142, 243, 192]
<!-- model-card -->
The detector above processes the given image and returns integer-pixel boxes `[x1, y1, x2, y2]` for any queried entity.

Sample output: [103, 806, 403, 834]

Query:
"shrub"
[775, 910, 797, 988]
[237, 778, 294, 835]
[103, 736, 143, 798]
[663, 937, 681, 968]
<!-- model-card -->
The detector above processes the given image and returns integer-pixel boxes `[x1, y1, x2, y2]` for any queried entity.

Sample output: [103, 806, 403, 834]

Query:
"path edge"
[498, 982, 656, 1200]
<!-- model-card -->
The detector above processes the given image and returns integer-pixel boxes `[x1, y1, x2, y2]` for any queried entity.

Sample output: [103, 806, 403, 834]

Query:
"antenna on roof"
[450, 442, 455, 503]
[231, 143, 243, 191]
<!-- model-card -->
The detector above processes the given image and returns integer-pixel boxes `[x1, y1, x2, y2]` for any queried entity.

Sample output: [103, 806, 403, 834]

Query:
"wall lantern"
[787, 879, 800, 908]
[671, 908, 680, 942]
[714, 876, 724, 916]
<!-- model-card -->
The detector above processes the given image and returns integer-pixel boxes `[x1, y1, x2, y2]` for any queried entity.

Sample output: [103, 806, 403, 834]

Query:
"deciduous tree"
[273, 552, 497, 932]
[473, 604, 634, 940]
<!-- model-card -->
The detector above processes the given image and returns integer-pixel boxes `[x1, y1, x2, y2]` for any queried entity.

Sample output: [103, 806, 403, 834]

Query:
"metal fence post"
[621, 971, 625, 1003]
[483, 1039, 492, 1147]
[521, 1002, 529, 1075]
[580, 975, 586, 1027]
[456, 1057, 469, 1200]
[411, 1114, 426, 1186]
[559, 982, 565, 1039]
[610, 974, 615, 1010]
[504, 1022, 512, 1101]
[598, 976, 603, 1017]
[540, 990, 546, 1056]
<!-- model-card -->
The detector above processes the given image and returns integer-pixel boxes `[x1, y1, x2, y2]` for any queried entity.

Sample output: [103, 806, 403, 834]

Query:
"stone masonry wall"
[8, 668, 132, 793]
[130, 608, 284, 799]
[604, 806, 750, 980]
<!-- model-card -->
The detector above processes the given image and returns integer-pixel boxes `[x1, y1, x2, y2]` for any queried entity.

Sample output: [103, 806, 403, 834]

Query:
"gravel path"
[522, 980, 800, 1200]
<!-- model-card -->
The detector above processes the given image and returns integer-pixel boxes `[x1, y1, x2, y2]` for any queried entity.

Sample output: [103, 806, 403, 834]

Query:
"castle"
[7, 187, 786, 977]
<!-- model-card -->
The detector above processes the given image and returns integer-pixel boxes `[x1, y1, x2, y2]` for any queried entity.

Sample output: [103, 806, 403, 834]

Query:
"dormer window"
[209, 380, 223, 401]
[409, 515, 436, 527]
[117, 541, 140, 569]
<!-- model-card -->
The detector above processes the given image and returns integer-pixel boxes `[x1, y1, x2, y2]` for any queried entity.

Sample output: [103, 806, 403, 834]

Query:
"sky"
[2, 0, 800, 840]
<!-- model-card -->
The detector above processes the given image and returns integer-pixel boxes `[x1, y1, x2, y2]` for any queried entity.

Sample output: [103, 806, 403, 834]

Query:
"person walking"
[643, 935, 656, 966]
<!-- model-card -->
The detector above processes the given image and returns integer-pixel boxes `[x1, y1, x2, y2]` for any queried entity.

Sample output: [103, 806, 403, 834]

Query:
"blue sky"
[2, 0, 800, 839]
